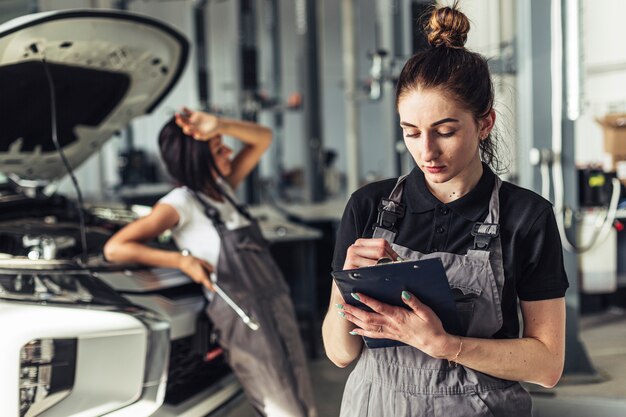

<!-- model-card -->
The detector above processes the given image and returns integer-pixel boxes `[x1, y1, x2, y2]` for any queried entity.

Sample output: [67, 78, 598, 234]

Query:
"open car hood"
[0, 9, 189, 182]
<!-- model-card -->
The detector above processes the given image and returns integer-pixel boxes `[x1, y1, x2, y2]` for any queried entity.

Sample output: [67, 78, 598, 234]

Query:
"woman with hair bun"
[323, 3, 567, 416]
[105, 109, 317, 417]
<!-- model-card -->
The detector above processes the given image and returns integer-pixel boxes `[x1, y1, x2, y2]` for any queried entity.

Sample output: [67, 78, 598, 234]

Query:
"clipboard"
[332, 258, 462, 349]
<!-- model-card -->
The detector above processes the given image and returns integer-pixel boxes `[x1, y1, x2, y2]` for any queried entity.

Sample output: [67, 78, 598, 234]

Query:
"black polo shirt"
[332, 163, 569, 339]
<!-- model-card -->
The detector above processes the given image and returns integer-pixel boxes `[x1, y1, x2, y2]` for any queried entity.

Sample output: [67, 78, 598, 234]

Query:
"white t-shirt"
[158, 182, 250, 271]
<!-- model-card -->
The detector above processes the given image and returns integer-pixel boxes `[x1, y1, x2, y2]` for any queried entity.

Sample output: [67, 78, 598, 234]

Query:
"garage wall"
[5, 0, 515, 200]
[575, 0, 626, 167]
[313, 0, 517, 187]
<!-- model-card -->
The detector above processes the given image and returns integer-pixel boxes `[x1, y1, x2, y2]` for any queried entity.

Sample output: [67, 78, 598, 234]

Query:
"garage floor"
[531, 308, 626, 417]
[223, 309, 626, 417]
[222, 356, 353, 417]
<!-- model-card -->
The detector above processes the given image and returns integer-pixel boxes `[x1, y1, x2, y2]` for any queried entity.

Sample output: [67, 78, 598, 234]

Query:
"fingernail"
[335, 303, 344, 309]
[349, 331, 358, 335]
[337, 311, 346, 318]
[351, 293, 361, 301]
[402, 291, 411, 300]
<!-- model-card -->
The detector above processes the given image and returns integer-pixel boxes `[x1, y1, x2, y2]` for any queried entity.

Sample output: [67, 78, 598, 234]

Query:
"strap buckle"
[471, 223, 500, 250]
[373, 199, 405, 233]
[193, 191, 226, 227]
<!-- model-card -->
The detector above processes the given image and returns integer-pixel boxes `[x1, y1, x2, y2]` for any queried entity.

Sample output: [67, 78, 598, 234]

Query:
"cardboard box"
[597, 113, 626, 156]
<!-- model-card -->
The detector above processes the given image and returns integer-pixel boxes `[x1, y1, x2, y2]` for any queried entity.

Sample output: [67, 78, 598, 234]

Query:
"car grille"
[164, 323, 232, 405]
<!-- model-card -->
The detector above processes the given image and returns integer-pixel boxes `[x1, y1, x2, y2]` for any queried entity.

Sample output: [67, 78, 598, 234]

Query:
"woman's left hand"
[339, 291, 456, 359]
[175, 107, 220, 141]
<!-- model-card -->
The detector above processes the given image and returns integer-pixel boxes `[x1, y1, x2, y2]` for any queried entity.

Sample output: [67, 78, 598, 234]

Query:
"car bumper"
[0, 302, 169, 417]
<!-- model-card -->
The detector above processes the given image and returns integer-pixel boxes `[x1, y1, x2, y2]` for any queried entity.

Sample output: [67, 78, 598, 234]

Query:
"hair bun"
[426, 5, 470, 49]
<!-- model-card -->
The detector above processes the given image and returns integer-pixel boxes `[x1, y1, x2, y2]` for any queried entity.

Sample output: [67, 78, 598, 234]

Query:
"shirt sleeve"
[332, 195, 364, 272]
[158, 188, 192, 230]
[517, 207, 570, 301]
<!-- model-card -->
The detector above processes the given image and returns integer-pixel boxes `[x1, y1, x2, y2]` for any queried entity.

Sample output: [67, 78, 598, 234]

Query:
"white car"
[0, 9, 242, 417]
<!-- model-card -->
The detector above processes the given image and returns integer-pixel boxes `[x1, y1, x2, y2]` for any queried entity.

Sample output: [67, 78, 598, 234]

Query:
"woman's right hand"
[324, 238, 398, 367]
[179, 254, 215, 291]
[343, 238, 399, 270]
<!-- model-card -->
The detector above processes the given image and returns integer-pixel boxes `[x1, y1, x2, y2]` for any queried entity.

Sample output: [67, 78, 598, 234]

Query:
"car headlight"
[0, 271, 131, 306]
[20, 338, 77, 417]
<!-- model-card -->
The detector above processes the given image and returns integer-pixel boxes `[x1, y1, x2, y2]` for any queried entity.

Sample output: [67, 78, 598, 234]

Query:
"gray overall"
[339, 175, 532, 417]
[196, 193, 317, 417]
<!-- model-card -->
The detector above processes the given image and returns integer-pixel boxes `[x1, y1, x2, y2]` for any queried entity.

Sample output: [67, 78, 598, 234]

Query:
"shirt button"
[439, 206, 449, 215]
[436, 226, 445, 234]
[431, 248, 438, 253]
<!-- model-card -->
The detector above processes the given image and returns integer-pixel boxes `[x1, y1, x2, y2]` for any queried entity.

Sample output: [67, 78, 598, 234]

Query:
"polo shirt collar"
[403, 163, 496, 221]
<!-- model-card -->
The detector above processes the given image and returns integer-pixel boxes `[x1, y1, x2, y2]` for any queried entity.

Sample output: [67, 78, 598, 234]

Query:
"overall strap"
[372, 174, 409, 243]
[220, 188, 254, 222]
[192, 190, 227, 231]
[471, 223, 500, 250]
[470, 177, 502, 251]
[193, 186, 256, 233]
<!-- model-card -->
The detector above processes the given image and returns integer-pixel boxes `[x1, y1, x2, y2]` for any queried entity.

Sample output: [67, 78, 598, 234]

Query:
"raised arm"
[175, 108, 272, 190]
[103, 203, 215, 290]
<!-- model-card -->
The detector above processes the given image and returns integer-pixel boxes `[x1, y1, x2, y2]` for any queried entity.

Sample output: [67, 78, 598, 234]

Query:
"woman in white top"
[105, 109, 268, 286]
[105, 109, 317, 417]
